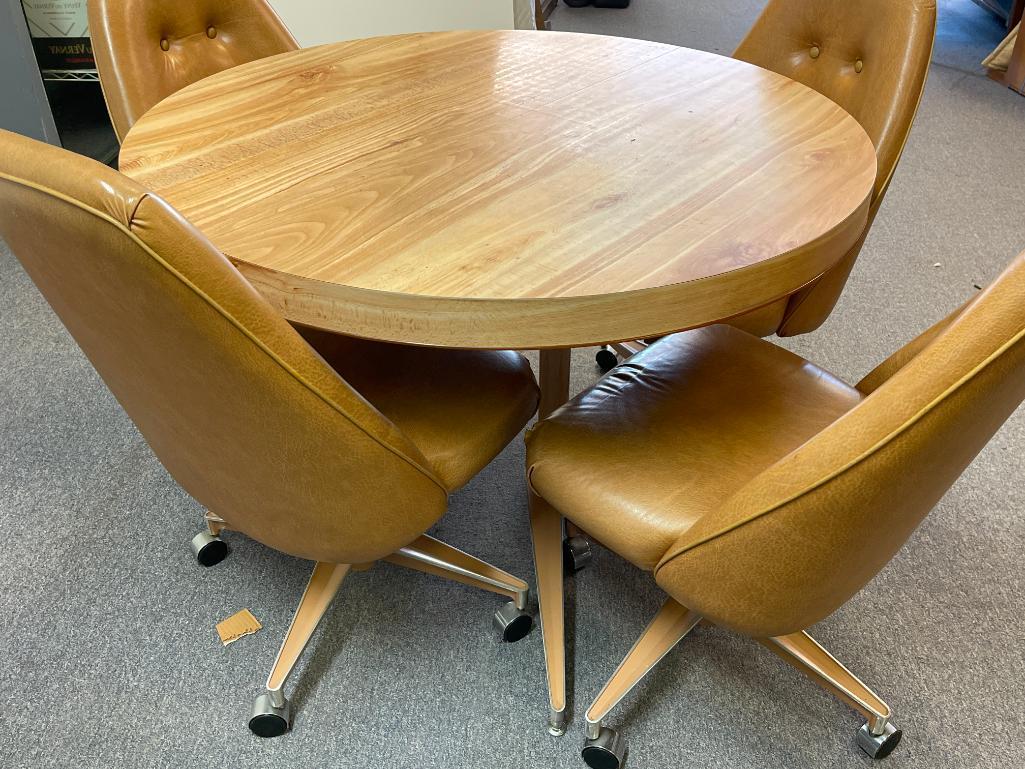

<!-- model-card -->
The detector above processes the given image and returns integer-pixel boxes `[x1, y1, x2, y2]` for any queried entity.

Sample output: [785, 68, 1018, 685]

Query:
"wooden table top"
[120, 30, 876, 349]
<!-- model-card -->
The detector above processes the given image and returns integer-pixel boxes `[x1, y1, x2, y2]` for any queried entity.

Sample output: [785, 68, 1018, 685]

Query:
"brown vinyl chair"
[0, 130, 540, 737]
[528, 249, 1025, 766]
[594, 0, 936, 371]
[88, 0, 298, 142]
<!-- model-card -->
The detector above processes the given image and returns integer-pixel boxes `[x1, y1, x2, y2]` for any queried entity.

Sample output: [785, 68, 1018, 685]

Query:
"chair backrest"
[734, 0, 936, 336]
[89, 0, 298, 141]
[657, 249, 1025, 638]
[0, 130, 447, 565]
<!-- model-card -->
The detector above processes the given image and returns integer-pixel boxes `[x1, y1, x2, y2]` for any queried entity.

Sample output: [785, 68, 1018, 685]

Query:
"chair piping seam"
[0, 170, 448, 494]
[658, 318, 1025, 571]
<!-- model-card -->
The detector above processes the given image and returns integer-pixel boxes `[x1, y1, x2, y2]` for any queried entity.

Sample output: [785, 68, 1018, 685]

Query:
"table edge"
[236, 190, 872, 349]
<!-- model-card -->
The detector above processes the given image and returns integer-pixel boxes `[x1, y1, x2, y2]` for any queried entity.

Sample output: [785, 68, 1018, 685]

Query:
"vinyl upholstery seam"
[657, 316, 1025, 572]
[0, 171, 449, 495]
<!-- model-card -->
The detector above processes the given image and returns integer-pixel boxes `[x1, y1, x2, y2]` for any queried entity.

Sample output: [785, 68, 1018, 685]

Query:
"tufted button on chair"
[528, 245, 1025, 765]
[730, 0, 937, 336]
[89, 0, 299, 141]
[595, 0, 936, 371]
[0, 130, 541, 737]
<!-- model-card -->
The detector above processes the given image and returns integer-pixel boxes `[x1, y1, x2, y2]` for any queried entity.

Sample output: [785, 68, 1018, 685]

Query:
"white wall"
[268, 0, 521, 47]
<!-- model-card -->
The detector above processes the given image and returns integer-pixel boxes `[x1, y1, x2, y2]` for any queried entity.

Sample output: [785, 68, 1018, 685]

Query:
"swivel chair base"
[577, 599, 904, 765]
[188, 513, 535, 737]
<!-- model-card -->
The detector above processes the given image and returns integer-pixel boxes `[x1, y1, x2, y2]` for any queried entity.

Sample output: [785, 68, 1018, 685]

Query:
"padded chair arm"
[856, 295, 975, 394]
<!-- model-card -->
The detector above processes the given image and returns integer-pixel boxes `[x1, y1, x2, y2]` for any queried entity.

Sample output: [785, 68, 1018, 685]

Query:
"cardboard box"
[21, 0, 93, 70]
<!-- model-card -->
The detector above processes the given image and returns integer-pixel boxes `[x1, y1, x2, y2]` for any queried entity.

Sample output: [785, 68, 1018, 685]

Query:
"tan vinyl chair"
[0, 130, 540, 737]
[528, 249, 1025, 766]
[595, 0, 936, 371]
[89, 0, 298, 142]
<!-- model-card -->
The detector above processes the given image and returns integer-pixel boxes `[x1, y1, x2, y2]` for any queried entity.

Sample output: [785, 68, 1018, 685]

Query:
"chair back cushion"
[0, 130, 446, 564]
[734, 0, 936, 336]
[657, 250, 1025, 637]
[89, 0, 298, 140]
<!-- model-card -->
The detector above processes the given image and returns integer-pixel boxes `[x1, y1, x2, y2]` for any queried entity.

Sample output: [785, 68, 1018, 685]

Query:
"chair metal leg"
[760, 632, 902, 759]
[584, 598, 701, 733]
[530, 490, 568, 736]
[385, 534, 529, 608]
[610, 341, 644, 359]
[597, 340, 649, 372]
[384, 534, 533, 642]
[249, 561, 350, 738]
[581, 598, 701, 769]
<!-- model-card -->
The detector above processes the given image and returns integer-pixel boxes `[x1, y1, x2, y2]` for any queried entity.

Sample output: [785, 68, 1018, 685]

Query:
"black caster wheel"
[582, 727, 628, 769]
[595, 347, 618, 373]
[493, 601, 534, 642]
[190, 531, 228, 567]
[564, 535, 593, 573]
[857, 721, 902, 759]
[249, 692, 291, 738]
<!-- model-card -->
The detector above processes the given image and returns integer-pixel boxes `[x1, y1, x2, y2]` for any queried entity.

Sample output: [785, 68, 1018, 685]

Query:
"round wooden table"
[120, 29, 876, 732]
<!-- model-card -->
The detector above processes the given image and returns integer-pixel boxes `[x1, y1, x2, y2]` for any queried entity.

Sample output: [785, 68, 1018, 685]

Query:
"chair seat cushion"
[300, 328, 539, 492]
[526, 325, 862, 570]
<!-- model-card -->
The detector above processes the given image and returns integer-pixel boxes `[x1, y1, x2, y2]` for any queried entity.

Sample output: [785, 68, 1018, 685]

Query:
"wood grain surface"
[120, 30, 876, 349]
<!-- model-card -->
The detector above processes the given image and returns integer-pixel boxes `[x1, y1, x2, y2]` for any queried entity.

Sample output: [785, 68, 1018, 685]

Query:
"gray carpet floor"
[2, 1, 1025, 767]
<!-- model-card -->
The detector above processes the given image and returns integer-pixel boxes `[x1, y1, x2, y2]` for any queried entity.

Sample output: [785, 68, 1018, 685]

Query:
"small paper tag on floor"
[216, 609, 262, 646]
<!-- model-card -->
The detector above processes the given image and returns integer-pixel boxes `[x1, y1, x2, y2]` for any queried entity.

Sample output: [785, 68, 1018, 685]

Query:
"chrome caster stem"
[563, 535, 593, 572]
[190, 530, 228, 567]
[249, 689, 291, 738]
[204, 511, 227, 536]
[549, 707, 568, 737]
[582, 724, 628, 769]
[857, 720, 902, 759]
[493, 601, 534, 642]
